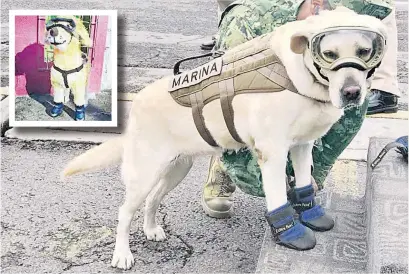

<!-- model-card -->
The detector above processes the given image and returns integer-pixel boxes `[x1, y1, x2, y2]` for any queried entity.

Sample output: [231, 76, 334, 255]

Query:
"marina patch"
[169, 58, 223, 92]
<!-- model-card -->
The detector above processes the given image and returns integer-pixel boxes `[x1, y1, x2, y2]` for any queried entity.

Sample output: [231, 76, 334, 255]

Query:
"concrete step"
[255, 138, 408, 273]
[13, 90, 113, 125]
[255, 160, 370, 273]
[339, 117, 408, 161]
[4, 100, 131, 142]
[366, 137, 408, 273]
[1, 95, 9, 135]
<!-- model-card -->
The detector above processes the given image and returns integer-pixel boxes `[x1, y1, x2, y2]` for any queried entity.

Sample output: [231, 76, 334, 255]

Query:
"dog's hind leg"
[143, 155, 193, 241]
[111, 145, 178, 270]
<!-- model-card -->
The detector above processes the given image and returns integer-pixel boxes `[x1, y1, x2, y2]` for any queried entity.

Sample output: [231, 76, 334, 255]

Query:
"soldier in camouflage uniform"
[202, 0, 399, 220]
[201, 0, 236, 50]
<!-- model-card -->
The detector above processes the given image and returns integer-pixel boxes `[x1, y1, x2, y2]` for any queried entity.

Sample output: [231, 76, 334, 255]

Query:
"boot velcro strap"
[296, 185, 314, 199]
[265, 203, 295, 225]
[53, 102, 64, 109]
[290, 184, 316, 212]
[300, 205, 325, 222]
[265, 203, 296, 236]
[292, 197, 315, 211]
[75, 105, 85, 111]
[270, 216, 296, 235]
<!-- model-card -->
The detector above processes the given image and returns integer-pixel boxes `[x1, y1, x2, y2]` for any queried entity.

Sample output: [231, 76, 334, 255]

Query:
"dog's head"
[290, 7, 388, 108]
[45, 16, 92, 52]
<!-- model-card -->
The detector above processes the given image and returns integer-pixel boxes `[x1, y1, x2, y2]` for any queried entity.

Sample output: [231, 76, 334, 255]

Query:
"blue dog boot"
[288, 184, 334, 232]
[50, 102, 64, 117]
[75, 105, 85, 121]
[265, 202, 316, 251]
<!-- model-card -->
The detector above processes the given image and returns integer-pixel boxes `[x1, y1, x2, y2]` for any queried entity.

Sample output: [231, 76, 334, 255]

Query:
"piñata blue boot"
[288, 184, 334, 232]
[265, 202, 316, 251]
[75, 105, 85, 121]
[50, 102, 64, 117]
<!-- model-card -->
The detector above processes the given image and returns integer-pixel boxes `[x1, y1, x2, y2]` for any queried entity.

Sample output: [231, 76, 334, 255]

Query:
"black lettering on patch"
[181, 74, 190, 85]
[172, 76, 181, 89]
[191, 71, 198, 82]
[210, 62, 218, 73]
[168, 58, 223, 92]
[202, 66, 208, 77]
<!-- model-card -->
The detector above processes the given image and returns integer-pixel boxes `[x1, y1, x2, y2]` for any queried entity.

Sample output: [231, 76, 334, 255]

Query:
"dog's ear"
[74, 17, 93, 47]
[290, 32, 309, 54]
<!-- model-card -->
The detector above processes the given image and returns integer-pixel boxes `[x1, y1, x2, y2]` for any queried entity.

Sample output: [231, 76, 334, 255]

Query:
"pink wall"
[14, 15, 108, 96]
[15, 16, 51, 96]
[88, 16, 108, 94]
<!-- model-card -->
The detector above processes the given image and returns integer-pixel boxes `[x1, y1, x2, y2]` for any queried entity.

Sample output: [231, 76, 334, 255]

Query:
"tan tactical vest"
[168, 33, 297, 147]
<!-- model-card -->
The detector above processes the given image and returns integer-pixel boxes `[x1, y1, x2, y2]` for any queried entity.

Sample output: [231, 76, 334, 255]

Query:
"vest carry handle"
[173, 52, 215, 75]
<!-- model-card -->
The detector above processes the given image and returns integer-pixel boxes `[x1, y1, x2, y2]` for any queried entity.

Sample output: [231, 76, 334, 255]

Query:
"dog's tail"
[62, 137, 123, 178]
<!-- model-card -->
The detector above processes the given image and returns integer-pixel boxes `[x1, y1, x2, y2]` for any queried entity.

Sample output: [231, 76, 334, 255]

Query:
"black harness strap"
[173, 51, 225, 75]
[173, 52, 214, 75]
[53, 64, 84, 88]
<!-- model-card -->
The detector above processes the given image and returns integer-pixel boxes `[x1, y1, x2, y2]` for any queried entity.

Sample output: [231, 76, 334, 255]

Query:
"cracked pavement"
[1, 138, 266, 273]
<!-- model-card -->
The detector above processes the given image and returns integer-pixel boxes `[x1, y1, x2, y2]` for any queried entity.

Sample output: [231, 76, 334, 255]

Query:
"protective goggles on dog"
[46, 17, 76, 35]
[309, 26, 386, 72]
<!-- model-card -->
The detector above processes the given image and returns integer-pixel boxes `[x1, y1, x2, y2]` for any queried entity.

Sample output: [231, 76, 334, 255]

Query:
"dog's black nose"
[342, 85, 361, 101]
[50, 27, 59, 37]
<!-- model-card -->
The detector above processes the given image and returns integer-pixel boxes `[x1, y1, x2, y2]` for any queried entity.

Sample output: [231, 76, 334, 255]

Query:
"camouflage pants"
[221, 98, 369, 197]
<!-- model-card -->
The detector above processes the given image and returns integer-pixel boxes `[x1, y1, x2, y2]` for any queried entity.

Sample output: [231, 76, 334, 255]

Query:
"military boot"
[288, 183, 334, 232]
[367, 89, 398, 115]
[200, 37, 216, 51]
[265, 202, 316, 251]
[201, 156, 236, 218]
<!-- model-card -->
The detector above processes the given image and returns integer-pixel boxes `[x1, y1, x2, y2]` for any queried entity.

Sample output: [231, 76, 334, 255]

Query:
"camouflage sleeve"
[215, 0, 305, 51]
[214, 5, 258, 51]
[329, 0, 393, 19]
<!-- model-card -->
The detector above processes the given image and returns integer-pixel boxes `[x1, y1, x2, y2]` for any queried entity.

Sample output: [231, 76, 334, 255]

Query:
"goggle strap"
[46, 24, 76, 37]
[332, 62, 366, 71]
[313, 62, 329, 82]
[50, 18, 76, 27]
[367, 62, 381, 79]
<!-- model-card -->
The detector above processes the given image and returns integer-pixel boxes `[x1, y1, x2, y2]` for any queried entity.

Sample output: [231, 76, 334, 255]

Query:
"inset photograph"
[9, 10, 117, 127]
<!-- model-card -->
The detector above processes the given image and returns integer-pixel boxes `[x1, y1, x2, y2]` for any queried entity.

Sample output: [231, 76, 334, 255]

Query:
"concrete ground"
[366, 138, 408, 273]
[14, 90, 112, 122]
[256, 160, 370, 273]
[1, 138, 266, 273]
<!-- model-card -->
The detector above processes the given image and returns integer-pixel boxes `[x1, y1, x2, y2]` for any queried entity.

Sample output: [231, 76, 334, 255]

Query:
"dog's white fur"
[62, 7, 387, 270]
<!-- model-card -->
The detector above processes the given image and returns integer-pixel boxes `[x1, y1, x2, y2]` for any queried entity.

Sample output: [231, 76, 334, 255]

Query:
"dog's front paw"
[144, 225, 167, 241]
[111, 247, 134, 270]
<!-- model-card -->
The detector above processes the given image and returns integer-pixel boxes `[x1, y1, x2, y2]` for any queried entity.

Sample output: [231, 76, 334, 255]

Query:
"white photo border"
[9, 9, 118, 127]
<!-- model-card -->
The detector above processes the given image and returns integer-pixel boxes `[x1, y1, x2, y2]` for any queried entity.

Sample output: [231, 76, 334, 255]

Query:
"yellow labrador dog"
[63, 7, 387, 270]
[45, 16, 92, 120]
